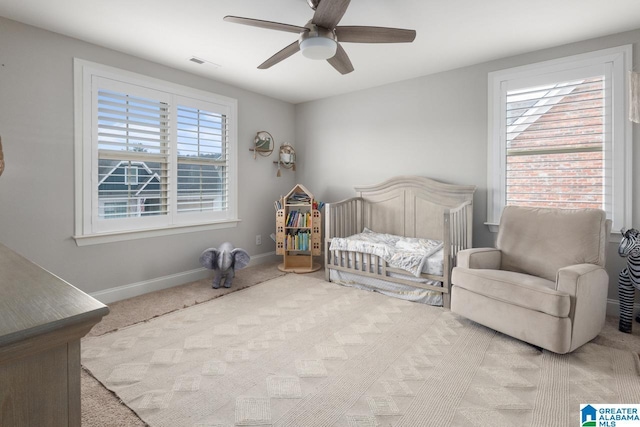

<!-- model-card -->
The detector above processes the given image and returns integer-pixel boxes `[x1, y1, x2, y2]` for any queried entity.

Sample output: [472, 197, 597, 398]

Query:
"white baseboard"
[93, 262, 630, 311]
[90, 267, 210, 304]
[606, 298, 640, 318]
[90, 251, 279, 304]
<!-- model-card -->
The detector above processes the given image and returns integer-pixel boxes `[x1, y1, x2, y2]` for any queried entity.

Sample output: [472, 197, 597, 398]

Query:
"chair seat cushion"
[452, 267, 570, 317]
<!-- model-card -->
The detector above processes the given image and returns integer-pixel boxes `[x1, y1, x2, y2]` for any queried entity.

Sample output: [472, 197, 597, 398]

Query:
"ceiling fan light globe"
[300, 37, 337, 60]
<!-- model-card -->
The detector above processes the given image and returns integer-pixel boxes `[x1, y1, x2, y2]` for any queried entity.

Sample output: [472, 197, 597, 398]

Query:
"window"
[74, 59, 238, 244]
[124, 166, 139, 186]
[487, 46, 632, 232]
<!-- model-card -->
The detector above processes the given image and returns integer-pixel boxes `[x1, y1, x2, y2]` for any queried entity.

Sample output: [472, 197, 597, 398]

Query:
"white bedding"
[329, 228, 444, 277]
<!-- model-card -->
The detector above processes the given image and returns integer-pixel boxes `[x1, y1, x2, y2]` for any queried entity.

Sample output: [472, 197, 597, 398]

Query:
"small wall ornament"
[275, 143, 296, 177]
[249, 131, 274, 159]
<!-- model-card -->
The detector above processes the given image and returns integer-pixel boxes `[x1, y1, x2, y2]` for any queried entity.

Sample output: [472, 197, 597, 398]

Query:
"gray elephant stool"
[199, 242, 250, 289]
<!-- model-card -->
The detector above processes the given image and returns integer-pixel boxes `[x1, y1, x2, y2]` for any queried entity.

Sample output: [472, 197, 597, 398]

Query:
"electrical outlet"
[256, 234, 262, 245]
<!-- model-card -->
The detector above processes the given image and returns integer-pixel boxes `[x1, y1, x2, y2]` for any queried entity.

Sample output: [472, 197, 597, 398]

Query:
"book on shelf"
[285, 230, 310, 251]
[285, 210, 313, 228]
[286, 191, 311, 204]
[286, 210, 298, 227]
[278, 196, 323, 213]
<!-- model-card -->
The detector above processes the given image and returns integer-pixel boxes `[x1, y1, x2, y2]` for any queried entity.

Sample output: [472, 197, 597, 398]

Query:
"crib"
[324, 176, 476, 308]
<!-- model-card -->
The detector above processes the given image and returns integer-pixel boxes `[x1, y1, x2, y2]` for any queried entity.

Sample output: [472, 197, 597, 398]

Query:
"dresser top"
[0, 243, 109, 346]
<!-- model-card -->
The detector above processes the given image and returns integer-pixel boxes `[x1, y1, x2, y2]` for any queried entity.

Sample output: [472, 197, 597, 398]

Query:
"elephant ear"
[232, 248, 251, 270]
[199, 248, 220, 270]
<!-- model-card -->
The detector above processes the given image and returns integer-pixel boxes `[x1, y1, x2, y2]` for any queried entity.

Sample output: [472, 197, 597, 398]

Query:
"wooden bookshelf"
[276, 184, 321, 273]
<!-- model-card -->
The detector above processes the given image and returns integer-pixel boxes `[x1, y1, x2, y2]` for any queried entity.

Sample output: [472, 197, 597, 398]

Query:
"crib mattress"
[327, 248, 444, 306]
[329, 269, 443, 306]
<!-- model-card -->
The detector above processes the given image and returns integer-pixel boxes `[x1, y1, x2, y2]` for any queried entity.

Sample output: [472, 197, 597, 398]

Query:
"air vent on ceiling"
[188, 56, 221, 68]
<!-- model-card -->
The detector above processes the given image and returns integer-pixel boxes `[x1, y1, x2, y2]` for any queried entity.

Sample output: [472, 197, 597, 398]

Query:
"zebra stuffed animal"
[618, 228, 640, 333]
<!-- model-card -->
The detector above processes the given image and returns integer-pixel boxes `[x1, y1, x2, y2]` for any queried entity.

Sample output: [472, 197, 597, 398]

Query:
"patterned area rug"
[82, 274, 640, 427]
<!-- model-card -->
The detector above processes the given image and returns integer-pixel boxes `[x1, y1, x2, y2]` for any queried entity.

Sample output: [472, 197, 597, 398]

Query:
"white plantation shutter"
[487, 46, 631, 231]
[176, 104, 228, 214]
[76, 61, 238, 241]
[96, 86, 170, 222]
[504, 74, 609, 213]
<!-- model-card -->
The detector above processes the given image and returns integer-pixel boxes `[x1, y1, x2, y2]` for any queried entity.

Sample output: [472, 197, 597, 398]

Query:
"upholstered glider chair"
[451, 206, 611, 354]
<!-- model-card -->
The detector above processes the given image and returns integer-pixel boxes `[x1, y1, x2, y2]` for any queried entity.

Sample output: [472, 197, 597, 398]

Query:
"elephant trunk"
[219, 249, 234, 271]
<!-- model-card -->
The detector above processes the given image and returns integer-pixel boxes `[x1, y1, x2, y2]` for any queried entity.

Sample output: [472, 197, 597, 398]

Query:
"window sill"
[484, 222, 499, 233]
[73, 219, 241, 246]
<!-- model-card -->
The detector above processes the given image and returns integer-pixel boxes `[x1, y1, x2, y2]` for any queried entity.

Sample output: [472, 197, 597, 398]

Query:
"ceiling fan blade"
[224, 16, 307, 34]
[258, 41, 301, 69]
[312, 0, 351, 29]
[327, 43, 354, 75]
[335, 26, 416, 43]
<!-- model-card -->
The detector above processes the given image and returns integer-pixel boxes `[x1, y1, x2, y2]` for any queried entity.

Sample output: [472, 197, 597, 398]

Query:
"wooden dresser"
[0, 243, 109, 426]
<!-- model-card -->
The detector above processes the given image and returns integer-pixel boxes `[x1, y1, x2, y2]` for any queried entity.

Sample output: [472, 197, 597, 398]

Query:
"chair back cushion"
[496, 206, 609, 281]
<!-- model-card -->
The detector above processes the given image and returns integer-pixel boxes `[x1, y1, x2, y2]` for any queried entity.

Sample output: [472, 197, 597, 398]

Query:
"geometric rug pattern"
[82, 274, 640, 427]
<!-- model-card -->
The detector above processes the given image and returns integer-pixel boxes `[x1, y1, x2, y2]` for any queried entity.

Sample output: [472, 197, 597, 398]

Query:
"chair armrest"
[456, 248, 501, 269]
[556, 264, 609, 351]
[555, 264, 608, 297]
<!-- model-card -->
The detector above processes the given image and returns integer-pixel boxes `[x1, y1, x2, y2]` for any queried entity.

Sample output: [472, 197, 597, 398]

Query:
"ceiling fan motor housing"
[306, 0, 320, 10]
[299, 23, 337, 60]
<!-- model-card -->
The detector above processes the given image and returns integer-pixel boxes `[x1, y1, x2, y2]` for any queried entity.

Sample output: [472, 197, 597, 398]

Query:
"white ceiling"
[2, 0, 640, 104]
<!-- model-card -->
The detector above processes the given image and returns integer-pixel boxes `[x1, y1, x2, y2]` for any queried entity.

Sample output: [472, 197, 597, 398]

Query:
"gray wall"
[2, 15, 638, 307]
[295, 28, 640, 304]
[0, 17, 297, 295]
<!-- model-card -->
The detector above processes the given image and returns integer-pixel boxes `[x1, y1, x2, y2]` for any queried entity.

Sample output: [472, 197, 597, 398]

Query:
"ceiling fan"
[224, 0, 416, 75]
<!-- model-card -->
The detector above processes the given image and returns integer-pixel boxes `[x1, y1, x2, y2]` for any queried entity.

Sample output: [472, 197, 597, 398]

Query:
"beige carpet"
[82, 272, 640, 427]
[87, 263, 286, 338]
[81, 261, 286, 427]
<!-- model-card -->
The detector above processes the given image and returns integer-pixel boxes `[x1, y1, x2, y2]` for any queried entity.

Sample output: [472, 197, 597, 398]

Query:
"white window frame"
[124, 165, 138, 186]
[73, 59, 239, 246]
[487, 45, 632, 234]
